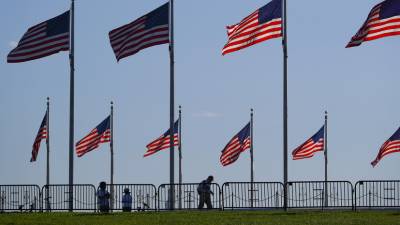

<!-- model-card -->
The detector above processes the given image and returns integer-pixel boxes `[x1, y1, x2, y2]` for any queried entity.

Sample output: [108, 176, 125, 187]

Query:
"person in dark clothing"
[97, 181, 110, 213]
[197, 176, 214, 209]
[122, 188, 132, 212]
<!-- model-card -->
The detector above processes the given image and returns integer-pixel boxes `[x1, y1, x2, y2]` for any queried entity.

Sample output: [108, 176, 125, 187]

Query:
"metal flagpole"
[250, 108, 254, 208]
[282, 0, 289, 211]
[324, 111, 328, 208]
[110, 101, 114, 212]
[169, 0, 175, 210]
[46, 97, 50, 211]
[68, 0, 75, 212]
[178, 105, 182, 210]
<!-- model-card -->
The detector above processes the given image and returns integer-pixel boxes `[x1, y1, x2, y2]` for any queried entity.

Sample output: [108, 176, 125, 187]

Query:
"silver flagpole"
[46, 97, 50, 211]
[250, 108, 254, 208]
[110, 102, 114, 212]
[178, 105, 182, 210]
[282, 0, 289, 211]
[324, 111, 328, 208]
[169, 0, 175, 210]
[68, 0, 75, 212]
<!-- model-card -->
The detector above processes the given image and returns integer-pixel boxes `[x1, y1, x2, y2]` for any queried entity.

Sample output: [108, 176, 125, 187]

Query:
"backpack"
[197, 180, 206, 194]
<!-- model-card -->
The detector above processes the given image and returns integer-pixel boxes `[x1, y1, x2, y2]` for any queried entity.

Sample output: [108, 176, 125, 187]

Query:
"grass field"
[0, 210, 399, 225]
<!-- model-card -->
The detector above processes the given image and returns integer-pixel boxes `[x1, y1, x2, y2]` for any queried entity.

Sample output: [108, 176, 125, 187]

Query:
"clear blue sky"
[0, 0, 398, 187]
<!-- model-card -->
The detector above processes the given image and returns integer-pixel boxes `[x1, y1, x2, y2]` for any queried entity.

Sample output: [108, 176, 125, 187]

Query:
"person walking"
[197, 176, 214, 209]
[122, 188, 133, 212]
[97, 181, 110, 213]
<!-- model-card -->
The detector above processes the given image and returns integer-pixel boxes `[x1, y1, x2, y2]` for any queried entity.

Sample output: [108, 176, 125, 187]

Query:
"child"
[122, 188, 133, 212]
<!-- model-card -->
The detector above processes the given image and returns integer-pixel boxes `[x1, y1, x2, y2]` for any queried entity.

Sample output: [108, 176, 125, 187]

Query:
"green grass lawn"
[0, 210, 399, 225]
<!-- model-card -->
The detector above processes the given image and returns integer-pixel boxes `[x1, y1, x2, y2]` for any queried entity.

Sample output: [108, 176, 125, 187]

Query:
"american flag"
[31, 112, 48, 162]
[222, 0, 282, 55]
[292, 126, 324, 160]
[346, 0, 400, 48]
[7, 11, 70, 63]
[371, 126, 400, 167]
[109, 3, 169, 61]
[76, 116, 111, 157]
[144, 120, 179, 157]
[220, 122, 251, 166]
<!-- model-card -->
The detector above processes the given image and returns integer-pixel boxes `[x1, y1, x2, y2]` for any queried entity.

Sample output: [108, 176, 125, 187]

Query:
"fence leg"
[231, 193, 234, 211]
[368, 191, 371, 210]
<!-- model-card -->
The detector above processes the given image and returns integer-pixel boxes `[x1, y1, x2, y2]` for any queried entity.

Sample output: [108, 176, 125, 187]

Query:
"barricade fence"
[286, 181, 353, 209]
[222, 182, 284, 209]
[354, 180, 400, 210]
[157, 183, 222, 210]
[106, 184, 157, 211]
[0, 185, 41, 212]
[0, 181, 398, 212]
[41, 184, 96, 212]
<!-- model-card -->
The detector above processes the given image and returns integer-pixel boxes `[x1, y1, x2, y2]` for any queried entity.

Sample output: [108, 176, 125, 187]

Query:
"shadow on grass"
[73, 212, 155, 217]
[74, 213, 110, 217]
[267, 212, 299, 216]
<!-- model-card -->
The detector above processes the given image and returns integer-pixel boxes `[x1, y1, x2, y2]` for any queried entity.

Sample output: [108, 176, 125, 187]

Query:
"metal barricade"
[41, 184, 96, 212]
[287, 181, 353, 209]
[157, 183, 221, 210]
[106, 184, 157, 211]
[354, 180, 400, 210]
[222, 182, 284, 209]
[0, 185, 41, 212]
[3, 180, 400, 212]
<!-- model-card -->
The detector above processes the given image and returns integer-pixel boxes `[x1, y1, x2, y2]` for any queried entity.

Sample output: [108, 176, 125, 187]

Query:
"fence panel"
[158, 183, 221, 210]
[222, 182, 284, 209]
[287, 181, 353, 209]
[41, 184, 96, 211]
[106, 184, 157, 211]
[354, 180, 400, 209]
[0, 185, 41, 212]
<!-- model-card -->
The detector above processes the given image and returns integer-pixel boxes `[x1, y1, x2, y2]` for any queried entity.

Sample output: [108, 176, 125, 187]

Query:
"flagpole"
[250, 108, 254, 208]
[282, 0, 289, 211]
[169, 0, 175, 210]
[178, 105, 182, 210]
[110, 101, 114, 212]
[46, 97, 50, 211]
[324, 111, 328, 208]
[68, 0, 75, 212]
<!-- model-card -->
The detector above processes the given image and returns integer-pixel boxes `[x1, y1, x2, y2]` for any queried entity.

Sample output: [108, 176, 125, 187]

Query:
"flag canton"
[237, 123, 251, 144]
[380, 0, 400, 19]
[46, 11, 70, 36]
[96, 116, 110, 134]
[40, 112, 48, 127]
[163, 120, 179, 136]
[258, 0, 282, 24]
[388, 127, 400, 140]
[145, 3, 169, 29]
[311, 126, 324, 142]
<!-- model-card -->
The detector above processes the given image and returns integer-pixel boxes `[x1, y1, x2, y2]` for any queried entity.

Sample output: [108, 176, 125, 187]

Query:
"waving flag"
[222, 0, 282, 55]
[371, 126, 400, 167]
[144, 120, 179, 157]
[292, 126, 324, 160]
[347, 0, 400, 48]
[7, 11, 70, 63]
[109, 2, 169, 61]
[31, 112, 48, 162]
[76, 116, 111, 157]
[220, 122, 251, 166]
